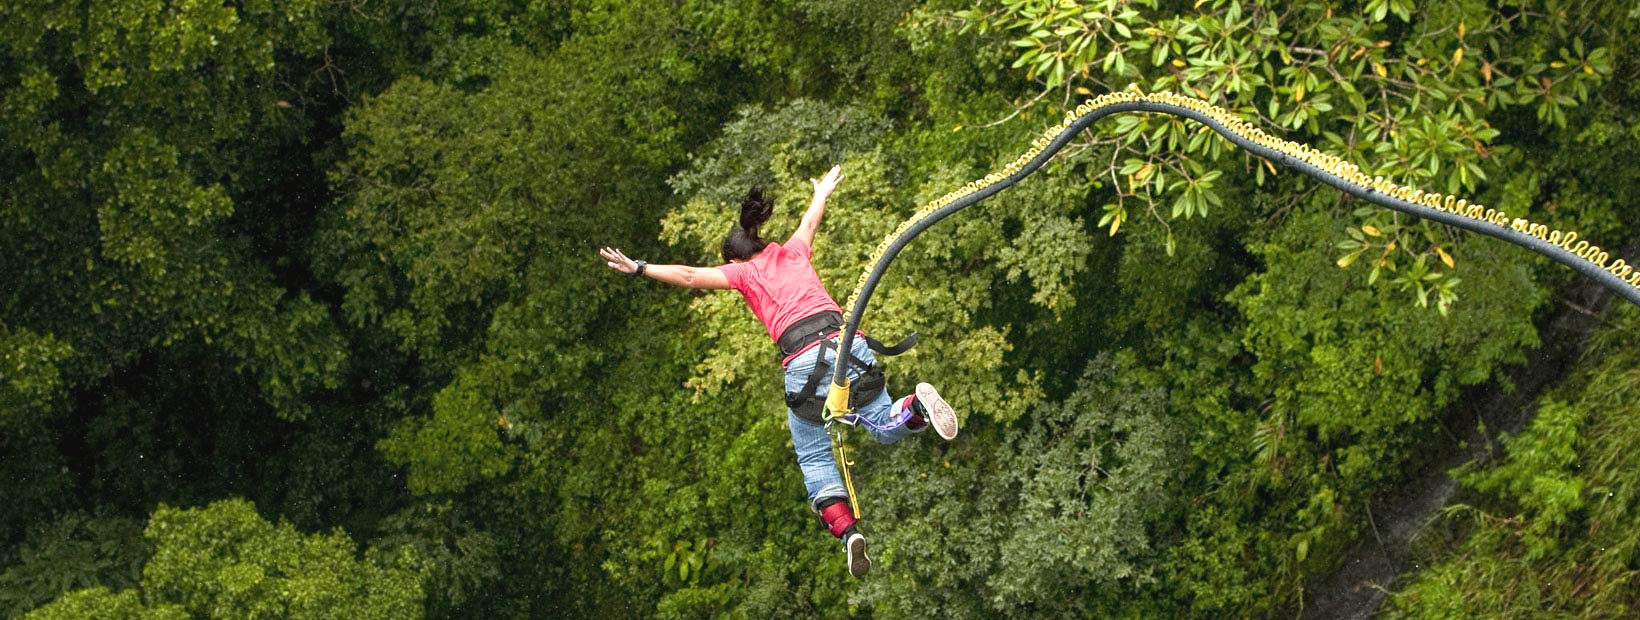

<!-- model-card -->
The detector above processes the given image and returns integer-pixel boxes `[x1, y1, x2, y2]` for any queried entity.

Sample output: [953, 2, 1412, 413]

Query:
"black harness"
[779, 312, 916, 424]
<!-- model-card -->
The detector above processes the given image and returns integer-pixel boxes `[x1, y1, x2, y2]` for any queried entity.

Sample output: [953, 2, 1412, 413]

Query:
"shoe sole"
[847, 534, 871, 577]
[916, 383, 959, 440]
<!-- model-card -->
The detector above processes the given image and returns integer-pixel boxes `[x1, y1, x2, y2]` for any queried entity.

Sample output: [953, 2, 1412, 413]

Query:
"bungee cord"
[828, 87, 1640, 409]
[819, 87, 1640, 516]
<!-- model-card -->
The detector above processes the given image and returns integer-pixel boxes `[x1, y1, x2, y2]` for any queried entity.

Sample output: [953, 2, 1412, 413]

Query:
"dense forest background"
[4, 0, 1639, 618]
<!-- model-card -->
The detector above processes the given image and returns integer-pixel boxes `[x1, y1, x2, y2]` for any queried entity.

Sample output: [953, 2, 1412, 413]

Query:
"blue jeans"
[785, 336, 920, 510]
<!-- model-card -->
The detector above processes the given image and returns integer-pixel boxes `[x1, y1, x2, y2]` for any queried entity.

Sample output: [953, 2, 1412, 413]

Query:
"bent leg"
[853, 387, 920, 444]
[840, 338, 921, 444]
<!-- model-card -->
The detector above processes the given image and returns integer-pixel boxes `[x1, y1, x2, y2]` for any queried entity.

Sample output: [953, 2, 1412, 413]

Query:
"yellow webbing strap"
[829, 425, 862, 519]
[824, 376, 852, 421]
[823, 377, 861, 517]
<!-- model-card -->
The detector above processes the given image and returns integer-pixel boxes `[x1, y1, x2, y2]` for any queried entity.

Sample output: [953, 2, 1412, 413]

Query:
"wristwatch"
[633, 260, 647, 277]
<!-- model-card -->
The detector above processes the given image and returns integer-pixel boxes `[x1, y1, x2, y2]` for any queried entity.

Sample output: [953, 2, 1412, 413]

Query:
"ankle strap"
[819, 501, 857, 538]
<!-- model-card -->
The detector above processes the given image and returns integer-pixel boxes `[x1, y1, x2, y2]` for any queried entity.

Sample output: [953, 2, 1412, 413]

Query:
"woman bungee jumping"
[598, 164, 958, 578]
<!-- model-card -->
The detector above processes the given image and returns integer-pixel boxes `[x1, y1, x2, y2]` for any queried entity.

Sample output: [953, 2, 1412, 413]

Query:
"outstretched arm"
[599, 247, 731, 289]
[788, 164, 843, 249]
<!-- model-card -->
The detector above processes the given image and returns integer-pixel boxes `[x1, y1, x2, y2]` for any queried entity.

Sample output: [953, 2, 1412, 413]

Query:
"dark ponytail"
[722, 188, 774, 262]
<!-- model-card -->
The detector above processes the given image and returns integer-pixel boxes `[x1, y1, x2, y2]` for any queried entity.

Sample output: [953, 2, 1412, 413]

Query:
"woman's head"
[722, 188, 774, 262]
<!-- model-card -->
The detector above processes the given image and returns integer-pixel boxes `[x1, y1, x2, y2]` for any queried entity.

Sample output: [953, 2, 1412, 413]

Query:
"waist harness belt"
[780, 311, 916, 424]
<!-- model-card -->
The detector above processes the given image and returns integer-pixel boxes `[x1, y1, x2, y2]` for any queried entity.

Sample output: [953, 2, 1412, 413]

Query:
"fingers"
[812, 164, 844, 194]
[598, 247, 630, 269]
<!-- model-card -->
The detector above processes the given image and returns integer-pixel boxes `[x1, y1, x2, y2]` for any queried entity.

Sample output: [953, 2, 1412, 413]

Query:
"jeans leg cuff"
[809, 487, 850, 512]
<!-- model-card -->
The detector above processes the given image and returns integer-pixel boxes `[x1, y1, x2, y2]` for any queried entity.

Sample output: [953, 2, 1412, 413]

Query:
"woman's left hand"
[810, 164, 844, 200]
[599, 247, 638, 274]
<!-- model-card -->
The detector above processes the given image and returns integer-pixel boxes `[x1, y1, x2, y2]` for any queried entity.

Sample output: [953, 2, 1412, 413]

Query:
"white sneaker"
[845, 532, 871, 577]
[915, 383, 959, 440]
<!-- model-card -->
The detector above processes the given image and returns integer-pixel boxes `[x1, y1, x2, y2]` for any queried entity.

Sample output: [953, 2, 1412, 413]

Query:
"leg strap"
[788, 338, 881, 424]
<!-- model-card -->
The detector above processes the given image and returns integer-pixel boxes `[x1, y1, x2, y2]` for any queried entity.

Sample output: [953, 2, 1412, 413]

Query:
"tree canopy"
[3, 1, 1638, 618]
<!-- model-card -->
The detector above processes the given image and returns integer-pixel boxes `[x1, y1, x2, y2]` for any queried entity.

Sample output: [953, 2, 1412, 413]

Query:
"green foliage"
[1385, 312, 1640, 618]
[1, 0, 346, 420]
[946, 0, 1617, 307]
[318, 2, 726, 493]
[0, 513, 146, 618]
[377, 368, 515, 495]
[988, 354, 1182, 607]
[1157, 200, 1544, 613]
[142, 500, 423, 620]
[23, 588, 186, 620]
[326, 0, 570, 90]
[0, 326, 71, 423]
[18, 501, 421, 619]
[854, 354, 1184, 619]
[366, 502, 500, 617]
[1234, 205, 1539, 457]
[1457, 400, 1586, 557]
[0, 431, 74, 543]
[3, 1, 1639, 619]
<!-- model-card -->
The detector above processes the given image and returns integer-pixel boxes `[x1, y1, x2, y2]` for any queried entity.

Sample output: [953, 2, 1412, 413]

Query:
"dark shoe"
[845, 531, 871, 577]
[915, 383, 959, 440]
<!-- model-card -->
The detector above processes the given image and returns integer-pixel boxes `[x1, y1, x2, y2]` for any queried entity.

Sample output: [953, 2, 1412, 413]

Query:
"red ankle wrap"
[819, 501, 856, 538]
[900, 396, 927, 430]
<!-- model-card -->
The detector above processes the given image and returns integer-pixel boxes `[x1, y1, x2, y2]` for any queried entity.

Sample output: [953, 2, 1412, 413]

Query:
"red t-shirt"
[718, 239, 842, 346]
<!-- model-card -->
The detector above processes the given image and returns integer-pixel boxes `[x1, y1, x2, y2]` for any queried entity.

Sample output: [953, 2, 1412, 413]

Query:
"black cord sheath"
[828, 99, 1640, 393]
